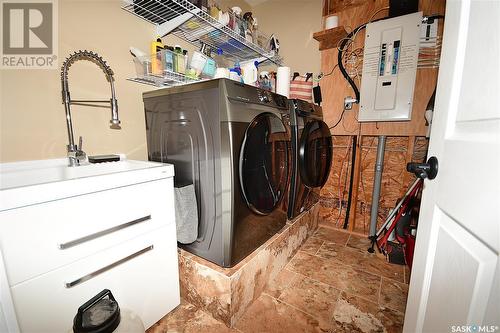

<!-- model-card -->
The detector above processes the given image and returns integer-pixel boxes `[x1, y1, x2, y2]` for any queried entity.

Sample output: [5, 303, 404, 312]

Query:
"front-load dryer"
[288, 99, 333, 219]
[143, 79, 290, 267]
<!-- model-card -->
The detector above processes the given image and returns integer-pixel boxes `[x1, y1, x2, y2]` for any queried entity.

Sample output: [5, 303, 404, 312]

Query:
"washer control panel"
[258, 91, 270, 103]
[228, 80, 288, 109]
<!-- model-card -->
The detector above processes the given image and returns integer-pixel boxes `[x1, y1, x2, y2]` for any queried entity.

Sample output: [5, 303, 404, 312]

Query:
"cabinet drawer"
[11, 223, 180, 333]
[0, 177, 174, 286]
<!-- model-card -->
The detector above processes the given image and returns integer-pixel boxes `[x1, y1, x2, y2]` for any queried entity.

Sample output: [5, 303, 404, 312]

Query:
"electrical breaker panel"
[358, 12, 422, 122]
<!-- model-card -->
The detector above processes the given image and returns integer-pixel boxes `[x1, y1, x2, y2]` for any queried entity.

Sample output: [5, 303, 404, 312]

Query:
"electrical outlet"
[344, 96, 356, 110]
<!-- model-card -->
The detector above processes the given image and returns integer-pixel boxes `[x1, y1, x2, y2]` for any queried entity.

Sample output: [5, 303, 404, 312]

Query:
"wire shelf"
[122, 0, 282, 65]
[129, 68, 200, 87]
[127, 76, 202, 87]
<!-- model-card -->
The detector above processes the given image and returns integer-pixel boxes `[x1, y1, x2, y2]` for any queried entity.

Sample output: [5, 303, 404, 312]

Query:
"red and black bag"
[289, 72, 313, 103]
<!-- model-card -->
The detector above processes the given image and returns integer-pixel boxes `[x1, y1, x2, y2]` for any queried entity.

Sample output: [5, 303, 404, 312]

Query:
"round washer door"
[299, 120, 333, 188]
[239, 112, 290, 215]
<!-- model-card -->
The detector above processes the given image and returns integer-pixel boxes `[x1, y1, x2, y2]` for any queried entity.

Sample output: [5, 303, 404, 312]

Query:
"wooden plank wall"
[318, 0, 445, 234]
[320, 136, 430, 234]
[323, 0, 366, 16]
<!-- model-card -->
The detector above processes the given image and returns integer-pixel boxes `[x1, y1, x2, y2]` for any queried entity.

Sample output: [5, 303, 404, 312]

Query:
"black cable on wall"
[337, 24, 367, 103]
[343, 135, 357, 229]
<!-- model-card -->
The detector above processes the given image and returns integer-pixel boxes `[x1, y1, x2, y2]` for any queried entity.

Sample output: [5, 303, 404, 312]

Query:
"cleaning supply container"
[71, 289, 144, 333]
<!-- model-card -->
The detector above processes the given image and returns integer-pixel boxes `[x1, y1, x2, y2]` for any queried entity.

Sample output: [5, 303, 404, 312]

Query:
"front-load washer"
[288, 99, 333, 219]
[143, 79, 290, 267]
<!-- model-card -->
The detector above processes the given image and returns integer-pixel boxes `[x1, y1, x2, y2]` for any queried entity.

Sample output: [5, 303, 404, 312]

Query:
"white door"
[404, 1, 499, 332]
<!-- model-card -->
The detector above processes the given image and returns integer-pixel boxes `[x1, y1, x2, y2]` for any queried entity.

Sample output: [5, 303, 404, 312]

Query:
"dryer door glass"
[240, 113, 289, 215]
[299, 120, 333, 188]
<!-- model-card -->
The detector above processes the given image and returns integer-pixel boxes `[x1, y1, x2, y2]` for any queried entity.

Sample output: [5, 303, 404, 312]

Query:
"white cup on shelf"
[325, 15, 338, 29]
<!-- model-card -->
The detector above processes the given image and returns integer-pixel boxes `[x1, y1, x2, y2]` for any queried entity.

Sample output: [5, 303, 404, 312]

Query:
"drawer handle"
[58, 215, 151, 250]
[64, 245, 154, 288]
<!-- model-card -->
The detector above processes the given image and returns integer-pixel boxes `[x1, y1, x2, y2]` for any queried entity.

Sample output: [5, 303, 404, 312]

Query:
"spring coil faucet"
[61, 50, 121, 166]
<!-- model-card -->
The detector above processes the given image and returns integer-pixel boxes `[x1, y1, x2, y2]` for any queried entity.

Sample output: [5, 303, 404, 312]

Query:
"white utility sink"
[1, 156, 158, 190]
[0, 157, 174, 212]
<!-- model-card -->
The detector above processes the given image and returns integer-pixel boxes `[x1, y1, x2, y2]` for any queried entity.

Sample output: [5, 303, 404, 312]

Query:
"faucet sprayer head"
[110, 119, 121, 130]
[110, 97, 121, 129]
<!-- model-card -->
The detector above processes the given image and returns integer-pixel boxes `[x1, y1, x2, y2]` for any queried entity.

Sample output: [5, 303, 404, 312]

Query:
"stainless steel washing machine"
[143, 79, 290, 267]
[288, 99, 333, 219]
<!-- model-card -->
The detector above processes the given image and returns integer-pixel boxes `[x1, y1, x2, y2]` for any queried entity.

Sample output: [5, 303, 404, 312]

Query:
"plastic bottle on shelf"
[233, 62, 242, 75]
[259, 71, 272, 91]
[172, 47, 177, 73]
[190, 50, 208, 77]
[201, 44, 216, 78]
[150, 37, 164, 75]
[174, 45, 185, 74]
[229, 68, 242, 82]
[252, 18, 259, 47]
[243, 12, 254, 43]
[208, 0, 220, 20]
[203, 57, 216, 78]
[183, 49, 192, 79]
[183, 49, 189, 72]
[229, 63, 243, 82]
[164, 46, 175, 72]
[240, 59, 258, 86]
[231, 7, 243, 36]
[228, 10, 236, 30]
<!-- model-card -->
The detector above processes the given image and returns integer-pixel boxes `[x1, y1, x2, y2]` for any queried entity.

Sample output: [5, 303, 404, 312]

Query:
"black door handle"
[407, 156, 438, 180]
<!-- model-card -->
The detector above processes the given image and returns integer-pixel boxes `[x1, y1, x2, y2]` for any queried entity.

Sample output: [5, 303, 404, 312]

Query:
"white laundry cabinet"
[0, 159, 180, 332]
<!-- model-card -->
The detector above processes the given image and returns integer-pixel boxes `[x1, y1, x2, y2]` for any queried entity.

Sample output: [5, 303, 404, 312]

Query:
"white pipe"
[369, 136, 386, 238]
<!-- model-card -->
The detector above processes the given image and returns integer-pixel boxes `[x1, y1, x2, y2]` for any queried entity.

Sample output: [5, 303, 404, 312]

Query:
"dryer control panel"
[227, 81, 288, 109]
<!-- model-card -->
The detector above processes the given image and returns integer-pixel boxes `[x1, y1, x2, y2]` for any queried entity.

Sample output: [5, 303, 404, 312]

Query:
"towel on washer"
[174, 184, 198, 244]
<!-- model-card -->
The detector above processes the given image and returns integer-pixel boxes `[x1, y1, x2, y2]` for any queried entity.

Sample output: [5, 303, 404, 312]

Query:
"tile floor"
[148, 227, 410, 333]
